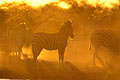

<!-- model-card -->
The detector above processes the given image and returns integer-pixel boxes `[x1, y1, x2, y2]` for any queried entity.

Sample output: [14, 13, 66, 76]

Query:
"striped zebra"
[0, 34, 11, 53]
[7, 22, 29, 59]
[89, 30, 120, 67]
[30, 20, 74, 66]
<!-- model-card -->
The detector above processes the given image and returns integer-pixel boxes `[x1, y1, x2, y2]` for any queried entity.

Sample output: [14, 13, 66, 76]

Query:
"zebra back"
[29, 20, 74, 50]
[90, 30, 120, 54]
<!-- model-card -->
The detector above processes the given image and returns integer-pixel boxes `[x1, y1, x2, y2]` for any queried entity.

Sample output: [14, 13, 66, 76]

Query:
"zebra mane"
[59, 20, 72, 33]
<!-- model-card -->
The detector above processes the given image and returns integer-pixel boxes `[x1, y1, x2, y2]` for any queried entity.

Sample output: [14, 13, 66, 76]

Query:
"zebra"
[7, 22, 29, 59]
[29, 20, 74, 66]
[89, 30, 120, 67]
[0, 34, 11, 53]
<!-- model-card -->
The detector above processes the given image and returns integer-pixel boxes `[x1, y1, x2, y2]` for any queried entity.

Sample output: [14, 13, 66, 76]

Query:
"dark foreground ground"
[0, 57, 119, 80]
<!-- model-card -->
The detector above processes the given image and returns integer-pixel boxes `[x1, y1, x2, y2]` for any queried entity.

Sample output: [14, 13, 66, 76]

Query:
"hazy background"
[0, 0, 120, 79]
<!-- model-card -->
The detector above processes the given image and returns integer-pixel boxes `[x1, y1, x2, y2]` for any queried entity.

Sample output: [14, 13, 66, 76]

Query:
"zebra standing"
[29, 20, 74, 66]
[89, 30, 120, 67]
[7, 22, 29, 59]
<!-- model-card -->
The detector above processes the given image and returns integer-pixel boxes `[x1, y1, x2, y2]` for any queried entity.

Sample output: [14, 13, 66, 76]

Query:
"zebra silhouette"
[30, 20, 74, 66]
[89, 30, 120, 67]
[7, 22, 29, 58]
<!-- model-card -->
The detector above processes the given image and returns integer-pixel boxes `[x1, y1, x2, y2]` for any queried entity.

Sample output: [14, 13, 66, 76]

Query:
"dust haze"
[0, 0, 120, 80]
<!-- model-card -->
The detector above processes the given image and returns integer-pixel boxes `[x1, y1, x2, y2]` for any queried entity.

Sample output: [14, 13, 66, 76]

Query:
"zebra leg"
[58, 48, 65, 67]
[18, 48, 23, 59]
[96, 54, 105, 67]
[58, 53, 61, 66]
[15, 50, 19, 58]
[93, 48, 98, 67]
[61, 54, 64, 66]
[17, 49, 21, 59]
[15, 51, 17, 56]
[32, 44, 42, 62]
[18, 52, 21, 59]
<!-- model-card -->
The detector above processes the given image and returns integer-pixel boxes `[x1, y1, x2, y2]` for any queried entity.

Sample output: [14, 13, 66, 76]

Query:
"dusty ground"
[0, 40, 120, 80]
[0, 57, 119, 80]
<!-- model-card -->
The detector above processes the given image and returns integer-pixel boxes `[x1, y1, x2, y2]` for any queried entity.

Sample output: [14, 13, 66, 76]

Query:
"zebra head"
[64, 20, 74, 39]
[19, 22, 29, 30]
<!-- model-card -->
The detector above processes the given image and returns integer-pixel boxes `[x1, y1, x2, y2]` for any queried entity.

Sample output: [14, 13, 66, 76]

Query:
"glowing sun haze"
[58, 1, 72, 9]
[25, 0, 58, 7]
[76, 0, 119, 8]
[0, 0, 119, 9]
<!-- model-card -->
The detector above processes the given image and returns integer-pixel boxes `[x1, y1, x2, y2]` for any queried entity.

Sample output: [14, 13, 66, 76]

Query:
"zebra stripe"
[0, 35, 11, 53]
[31, 33, 64, 50]
[89, 30, 120, 66]
[30, 20, 74, 66]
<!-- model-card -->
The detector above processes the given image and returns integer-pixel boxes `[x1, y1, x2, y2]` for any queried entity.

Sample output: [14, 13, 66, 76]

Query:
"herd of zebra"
[0, 20, 74, 66]
[0, 19, 120, 67]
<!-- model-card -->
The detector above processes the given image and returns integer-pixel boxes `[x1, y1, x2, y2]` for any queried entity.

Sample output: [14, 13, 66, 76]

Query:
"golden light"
[87, 0, 98, 7]
[22, 45, 33, 59]
[0, 0, 119, 9]
[0, 0, 24, 4]
[75, 0, 119, 8]
[25, 0, 58, 8]
[98, 0, 119, 8]
[0, 0, 71, 9]
[0, 0, 4, 5]
[57, 2, 72, 9]
[0, 6, 8, 9]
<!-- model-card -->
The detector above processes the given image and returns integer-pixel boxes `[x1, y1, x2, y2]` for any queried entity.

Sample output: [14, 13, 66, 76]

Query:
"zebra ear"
[69, 20, 73, 24]
[20, 22, 26, 25]
[65, 19, 73, 25]
[68, 19, 73, 24]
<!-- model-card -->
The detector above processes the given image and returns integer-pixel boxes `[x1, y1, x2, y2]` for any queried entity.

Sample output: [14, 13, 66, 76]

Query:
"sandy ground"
[0, 58, 119, 80]
[0, 40, 120, 80]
